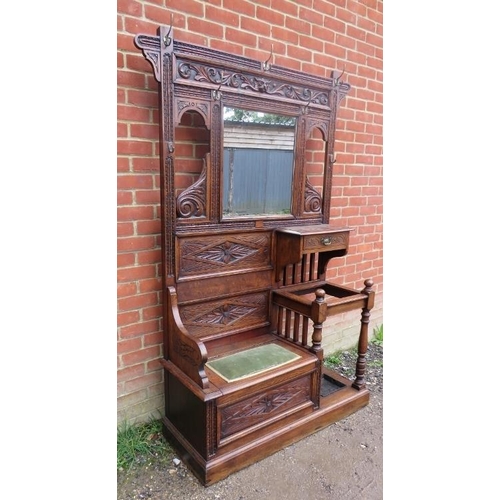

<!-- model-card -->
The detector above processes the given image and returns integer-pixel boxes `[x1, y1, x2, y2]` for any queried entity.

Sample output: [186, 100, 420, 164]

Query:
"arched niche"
[174, 109, 211, 219]
[304, 125, 326, 214]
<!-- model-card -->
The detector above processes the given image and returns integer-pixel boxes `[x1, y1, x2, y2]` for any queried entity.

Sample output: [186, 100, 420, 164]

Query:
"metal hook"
[212, 82, 223, 101]
[302, 94, 313, 114]
[263, 44, 274, 71]
[163, 14, 174, 47]
[334, 65, 345, 84]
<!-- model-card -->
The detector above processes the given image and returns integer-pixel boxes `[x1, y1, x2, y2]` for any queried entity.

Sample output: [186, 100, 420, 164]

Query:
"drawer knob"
[321, 237, 332, 246]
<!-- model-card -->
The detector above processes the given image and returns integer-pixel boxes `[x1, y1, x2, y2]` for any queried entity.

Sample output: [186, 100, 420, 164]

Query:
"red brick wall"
[117, 0, 383, 424]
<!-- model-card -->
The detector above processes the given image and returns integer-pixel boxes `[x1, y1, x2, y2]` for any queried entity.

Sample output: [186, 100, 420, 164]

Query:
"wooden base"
[162, 370, 369, 486]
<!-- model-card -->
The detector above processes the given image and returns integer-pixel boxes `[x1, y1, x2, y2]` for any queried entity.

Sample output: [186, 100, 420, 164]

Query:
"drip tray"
[320, 373, 345, 397]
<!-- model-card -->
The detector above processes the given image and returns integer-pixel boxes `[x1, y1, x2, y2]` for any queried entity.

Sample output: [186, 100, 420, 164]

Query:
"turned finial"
[363, 279, 373, 292]
[315, 288, 326, 302]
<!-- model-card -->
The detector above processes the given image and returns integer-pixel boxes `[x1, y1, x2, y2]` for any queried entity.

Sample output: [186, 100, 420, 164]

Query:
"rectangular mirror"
[222, 107, 296, 218]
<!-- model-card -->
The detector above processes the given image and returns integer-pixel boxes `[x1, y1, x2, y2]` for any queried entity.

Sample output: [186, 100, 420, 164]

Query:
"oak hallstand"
[134, 25, 375, 486]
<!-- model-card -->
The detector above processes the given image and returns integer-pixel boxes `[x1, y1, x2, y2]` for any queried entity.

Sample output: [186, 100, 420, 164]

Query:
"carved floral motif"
[178, 61, 329, 105]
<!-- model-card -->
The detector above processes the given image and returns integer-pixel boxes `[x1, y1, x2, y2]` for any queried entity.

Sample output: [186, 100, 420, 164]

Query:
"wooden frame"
[134, 25, 375, 486]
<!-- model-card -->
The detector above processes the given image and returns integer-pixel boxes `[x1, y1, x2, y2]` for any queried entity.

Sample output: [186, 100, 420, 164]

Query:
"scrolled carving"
[304, 177, 322, 213]
[176, 160, 207, 218]
[177, 61, 329, 105]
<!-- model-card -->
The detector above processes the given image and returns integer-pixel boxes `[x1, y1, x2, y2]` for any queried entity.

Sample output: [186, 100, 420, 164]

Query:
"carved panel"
[177, 60, 329, 105]
[179, 291, 269, 338]
[177, 232, 272, 279]
[220, 376, 311, 438]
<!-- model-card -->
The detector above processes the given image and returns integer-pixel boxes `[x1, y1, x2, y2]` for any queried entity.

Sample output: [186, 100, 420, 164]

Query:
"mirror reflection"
[223, 107, 296, 218]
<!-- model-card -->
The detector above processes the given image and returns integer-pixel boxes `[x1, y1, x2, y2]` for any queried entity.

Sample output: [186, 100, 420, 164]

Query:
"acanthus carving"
[304, 177, 322, 213]
[176, 160, 207, 218]
[177, 61, 329, 105]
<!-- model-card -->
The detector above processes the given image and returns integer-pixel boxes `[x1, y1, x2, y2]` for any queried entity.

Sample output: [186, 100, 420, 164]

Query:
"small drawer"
[303, 231, 349, 252]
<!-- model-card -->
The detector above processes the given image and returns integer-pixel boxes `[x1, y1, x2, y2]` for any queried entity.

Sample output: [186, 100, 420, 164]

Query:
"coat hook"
[163, 14, 173, 47]
[212, 82, 223, 101]
[263, 44, 274, 71]
[302, 95, 313, 114]
[334, 65, 345, 84]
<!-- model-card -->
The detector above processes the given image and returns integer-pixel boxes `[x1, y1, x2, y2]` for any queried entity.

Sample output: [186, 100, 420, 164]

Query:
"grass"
[117, 417, 173, 471]
[118, 325, 384, 472]
[323, 324, 383, 371]
[372, 324, 383, 346]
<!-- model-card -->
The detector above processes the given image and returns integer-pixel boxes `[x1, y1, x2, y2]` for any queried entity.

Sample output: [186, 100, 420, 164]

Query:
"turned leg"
[310, 288, 326, 364]
[353, 279, 374, 390]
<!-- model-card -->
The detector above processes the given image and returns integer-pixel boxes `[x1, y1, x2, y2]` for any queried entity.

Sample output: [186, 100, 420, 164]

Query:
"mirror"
[223, 107, 296, 218]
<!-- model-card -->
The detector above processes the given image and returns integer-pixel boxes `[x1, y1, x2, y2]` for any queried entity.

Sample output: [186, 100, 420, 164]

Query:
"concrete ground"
[118, 344, 383, 500]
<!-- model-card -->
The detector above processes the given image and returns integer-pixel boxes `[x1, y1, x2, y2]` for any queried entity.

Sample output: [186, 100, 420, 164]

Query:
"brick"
[287, 44, 312, 63]
[324, 16, 346, 34]
[121, 319, 161, 339]
[143, 330, 163, 347]
[313, 0, 335, 16]
[118, 253, 135, 268]
[271, 26, 299, 44]
[135, 190, 160, 205]
[298, 6, 323, 26]
[117, 310, 140, 327]
[223, 0, 256, 16]
[129, 123, 160, 140]
[117, 174, 154, 190]
[117, 205, 155, 221]
[137, 249, 162, 265]
[117, 157, 130, 173]
[256, 6, 285, 26]
[118, 104, 151, 123]
[117, 364, 145, 383]
[132, 157, 159, 172]
[117, 221, 134, 237]
[118, 337, 142, 355]
[118, 236, 157, 253]
[118, 291, 159, 313]
[121, 345, 161, 366]
[124, 371, 163, 393]
[117, 389, 147, 409]
[143, 305, 163, 321]
[226, 27, 257, 47]
[300, 35, 323, 53]
[117, 0, 142, 16]
[118, 265, 158, 283]
[136, 220, 161, 235]
[206, 5, 240, 27]
[187, 17, 224, 39]
[285, 16, 311, 35]
[210, 39, 244, 56]
[175, 29, 208, 47]
[241, 16, 271, 37]
[116, 191, 134, 205]
[117, 140, 153, 156]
